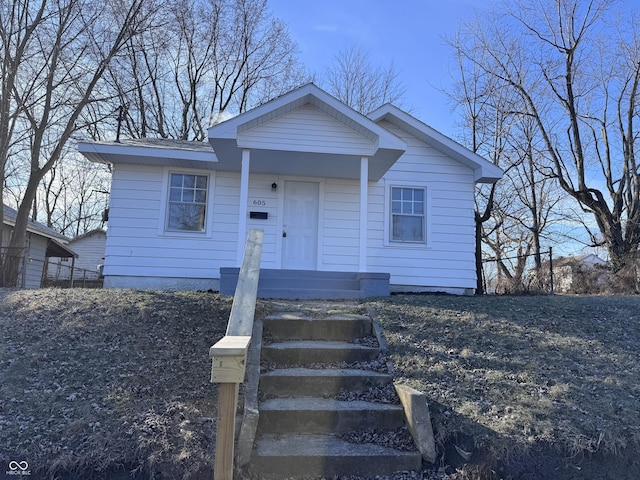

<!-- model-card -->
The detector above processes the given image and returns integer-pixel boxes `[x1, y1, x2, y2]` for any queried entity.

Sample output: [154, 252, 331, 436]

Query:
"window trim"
[158, 168, 215, 237]
[384, 184, 430, 247]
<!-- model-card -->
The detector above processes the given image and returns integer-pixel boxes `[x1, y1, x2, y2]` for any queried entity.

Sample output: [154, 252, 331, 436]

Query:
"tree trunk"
[2, 182, 40, 286]
[475, 214, 485, 295]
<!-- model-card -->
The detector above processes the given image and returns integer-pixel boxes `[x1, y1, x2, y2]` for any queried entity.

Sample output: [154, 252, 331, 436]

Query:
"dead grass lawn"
[370, 294, 640, 466]
[0, 289, 236, 479]
[1, 290, 639, 479]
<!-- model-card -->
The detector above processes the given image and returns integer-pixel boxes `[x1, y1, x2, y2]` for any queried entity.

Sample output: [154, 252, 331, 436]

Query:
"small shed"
[47, 229, 106, 282]
[2, 205, 76, 288]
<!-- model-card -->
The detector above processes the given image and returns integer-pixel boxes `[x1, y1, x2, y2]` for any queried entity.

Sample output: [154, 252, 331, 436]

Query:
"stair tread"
[257, 289, 361, 299]
[260, 397, 402, 411]
[265, 340, 377, 350]
[265, 313, 369, 321]
[261, 367, 390, 378]
[254, 433, 420, 457]
[248, 307, 419, 478]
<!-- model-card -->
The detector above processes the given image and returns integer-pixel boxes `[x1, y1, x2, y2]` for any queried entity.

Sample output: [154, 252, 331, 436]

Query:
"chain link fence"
[0, 247, 103, 289]
[481, 247, 640, 295]
[481, 248, 554, 295]
[42, 258, 103, 288]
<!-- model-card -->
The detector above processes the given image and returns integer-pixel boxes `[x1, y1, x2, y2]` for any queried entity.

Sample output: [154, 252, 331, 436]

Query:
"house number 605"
[252, 199, 266, 206]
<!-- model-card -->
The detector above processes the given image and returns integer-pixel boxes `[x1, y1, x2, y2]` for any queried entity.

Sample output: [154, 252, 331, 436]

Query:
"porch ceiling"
[210, 138, 401, 181]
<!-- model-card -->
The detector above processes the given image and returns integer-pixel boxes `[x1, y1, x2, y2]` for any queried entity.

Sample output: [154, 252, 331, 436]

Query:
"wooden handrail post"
[214, 382, 239, 478]
[210, 229, 263, 479]
[210, 335, 250, 479]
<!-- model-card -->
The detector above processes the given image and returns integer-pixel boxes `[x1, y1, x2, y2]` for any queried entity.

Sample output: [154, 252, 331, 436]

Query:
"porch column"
[359, 157, 368, 272]
[237, 149, 250, 265]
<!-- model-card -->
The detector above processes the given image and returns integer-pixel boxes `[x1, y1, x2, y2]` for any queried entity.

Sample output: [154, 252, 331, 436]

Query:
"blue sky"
[267, 0, 639, 259]
[268, 0, 484, 139]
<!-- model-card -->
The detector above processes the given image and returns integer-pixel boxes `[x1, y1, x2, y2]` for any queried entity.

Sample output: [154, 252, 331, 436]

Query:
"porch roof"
[208, 84, 407, 181]
[78, 138, 219, 171]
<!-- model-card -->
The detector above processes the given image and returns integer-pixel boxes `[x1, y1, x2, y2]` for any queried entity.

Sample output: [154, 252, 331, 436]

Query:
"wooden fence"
[209, 229, 263, 479]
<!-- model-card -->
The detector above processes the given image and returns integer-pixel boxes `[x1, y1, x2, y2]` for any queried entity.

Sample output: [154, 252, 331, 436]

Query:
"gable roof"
[208, 83, 408, 181]
[3, 205, 76, 258]
[368, 104, 503, 183]
[78, 84, 503, 184]
[3, 205, 69, 242]
[210, 83, 406, 149]
[70, 229, 107, 243]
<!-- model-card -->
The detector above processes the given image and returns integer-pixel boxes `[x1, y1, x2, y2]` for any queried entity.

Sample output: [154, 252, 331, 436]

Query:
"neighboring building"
[78, 84, 503, 297]
[2, 205, 76, 288]
[552, 254, 608, 293]
[47, 229, 106, 281]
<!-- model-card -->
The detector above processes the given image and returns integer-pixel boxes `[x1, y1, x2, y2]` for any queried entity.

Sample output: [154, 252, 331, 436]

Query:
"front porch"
[219, 268, 390, 299]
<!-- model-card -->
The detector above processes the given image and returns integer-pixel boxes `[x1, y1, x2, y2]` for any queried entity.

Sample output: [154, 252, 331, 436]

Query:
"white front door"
[282, 181, 319, 269]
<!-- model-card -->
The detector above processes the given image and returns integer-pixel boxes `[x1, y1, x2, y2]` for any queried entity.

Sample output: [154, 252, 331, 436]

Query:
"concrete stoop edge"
[367, 306, 437, 463]
[235, 319, 263, 469]
[394, 384, 438, 463]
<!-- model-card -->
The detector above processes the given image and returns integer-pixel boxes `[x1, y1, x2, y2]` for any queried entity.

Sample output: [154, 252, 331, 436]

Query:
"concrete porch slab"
[220, 268, 390, 299]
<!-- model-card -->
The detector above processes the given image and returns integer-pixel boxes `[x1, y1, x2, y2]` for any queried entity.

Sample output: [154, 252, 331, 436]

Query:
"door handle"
[282, 231, 287, 237]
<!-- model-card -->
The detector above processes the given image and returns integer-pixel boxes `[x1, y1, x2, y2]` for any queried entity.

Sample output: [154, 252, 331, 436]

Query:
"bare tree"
[105, 0, 307, 141]
[0, 0, 154, 286]
[503, 117, 562, 268]
[324, 45, 407, 114]
[448, 33, 513, 293]
[455, 0, 640, 270]
[40, 156, 110, 237]
[449, 23, 569, 293]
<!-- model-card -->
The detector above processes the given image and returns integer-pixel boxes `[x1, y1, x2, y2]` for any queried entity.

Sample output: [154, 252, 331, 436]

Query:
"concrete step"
[258, 397, 405, 434]
[260, 276, 360, 290]
[256, 288, 361, 300]
[262, 340, 379, 365]
[260, 367, 392, 398]
[219, 268, 390, 299]
[264, 312, 372, 341]
[242, 306, 421, 479]
[250, 434, 422, 478]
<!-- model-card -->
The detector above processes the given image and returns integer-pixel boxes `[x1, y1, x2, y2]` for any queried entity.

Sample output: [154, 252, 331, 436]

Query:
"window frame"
[159, 169, 214, 237]
[385, 184, 430, 246]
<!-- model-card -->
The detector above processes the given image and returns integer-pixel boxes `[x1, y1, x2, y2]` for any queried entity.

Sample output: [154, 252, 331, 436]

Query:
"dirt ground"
[1, 290, 639, 479]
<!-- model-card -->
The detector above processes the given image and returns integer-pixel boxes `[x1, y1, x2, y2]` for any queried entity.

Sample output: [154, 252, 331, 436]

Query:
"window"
[391, 186, 425, 243]
[166, 173, 208, 232]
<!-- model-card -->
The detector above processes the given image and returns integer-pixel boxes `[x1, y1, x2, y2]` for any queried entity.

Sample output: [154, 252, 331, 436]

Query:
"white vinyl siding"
[47, 231, 105, 280]
[103, 165, 236, 280]
[322, 179, 359, 271]
[246, 174, 280, 268]
[100, 109, 481, 293]
[368, 120, 477, 289]
[71, 233, 106, 276]
[238, 105, 374, 156]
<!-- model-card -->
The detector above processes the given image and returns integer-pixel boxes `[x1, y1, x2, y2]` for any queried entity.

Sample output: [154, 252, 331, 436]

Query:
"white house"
[551, 253, 608, 293]
[78, 84, 502, 297]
